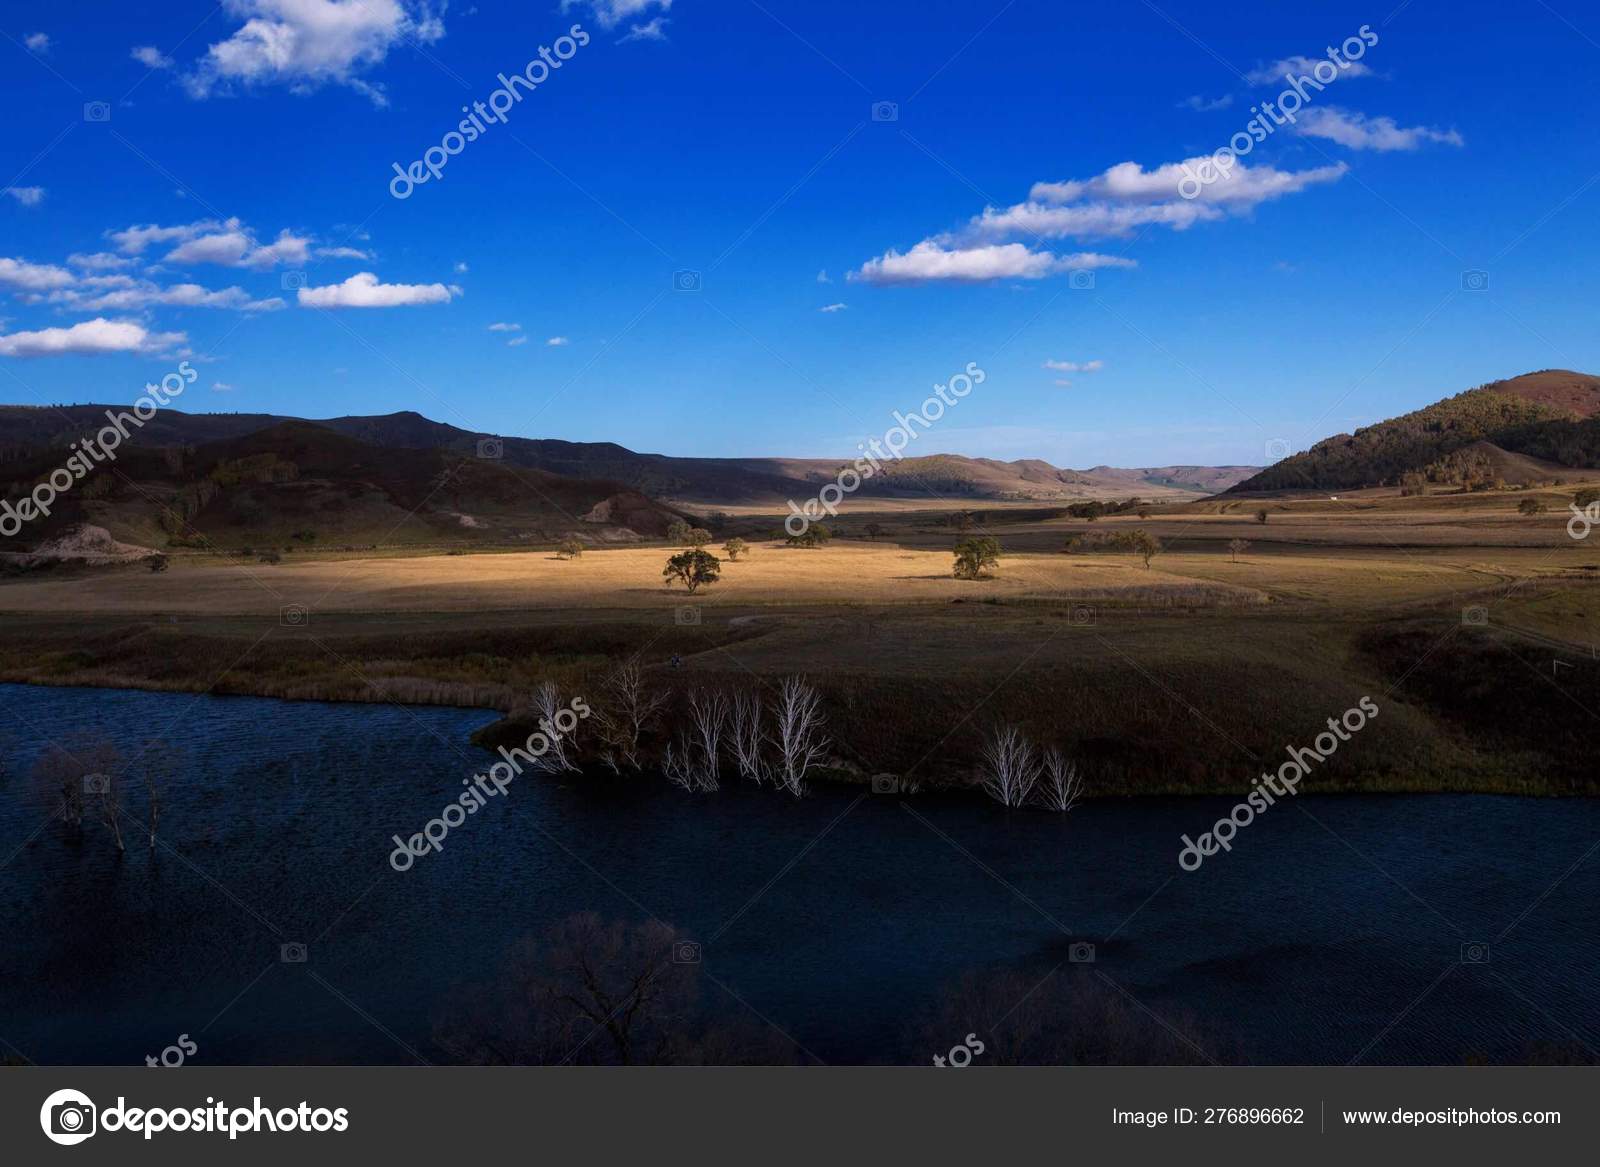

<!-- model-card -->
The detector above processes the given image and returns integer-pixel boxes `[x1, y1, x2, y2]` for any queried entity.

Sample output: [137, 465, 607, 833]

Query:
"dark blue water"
[1, 683, 1596, 1065]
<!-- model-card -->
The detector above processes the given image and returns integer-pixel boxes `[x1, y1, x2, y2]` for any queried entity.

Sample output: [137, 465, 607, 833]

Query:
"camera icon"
[1461, 269, 1489, 292]
[1265, 437, 1291, 462]
[674, 605, 701, 626]
[280, 270, 308, 291]
[280, 604, 309, 627]
[871, 100, 899, 122]
[1068, 941, 1096, 963]
[672, 269, 702, 292]
[871, 774, 902, 794]
[476, 437, 503, 460]
[1462, 606, 1489, 626]
[1068, 269, 1096, 291]
[82, 773, 110, 795]
[1460, 941, 1490, 964]
[280, 942, 308, 963]
[83, 101, 111, 123]
[1070, 604, 1097, 626]
[672, 941, 701, 964]
[42, 1090, 97, 1145]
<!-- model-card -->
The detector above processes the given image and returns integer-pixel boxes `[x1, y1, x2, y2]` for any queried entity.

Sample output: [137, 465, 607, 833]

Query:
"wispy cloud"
[851, 241, 1134, 285]
[131, 45, 173, 69]
[818, 302, 847, 312]
[23, 32, 49, 53]
[1245, 55, 1374, 86]
[487, 321, 521, 331]
[546, 335, 569, 345]
[1043, 359, 1103, 373]
[1179, 93, 1232, 112]
[1296, 106, 1464, 151]
[2, 186, 45, 207]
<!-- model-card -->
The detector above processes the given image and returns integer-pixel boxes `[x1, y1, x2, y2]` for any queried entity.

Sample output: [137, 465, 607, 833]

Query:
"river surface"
[1, 683, 1596, 1065]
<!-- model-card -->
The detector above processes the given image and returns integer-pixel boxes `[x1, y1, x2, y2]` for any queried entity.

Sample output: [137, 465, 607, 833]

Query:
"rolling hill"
[1228, 370, 1600, 493]
[0, 419, 685, 556]
[0, 405, 1258, 505]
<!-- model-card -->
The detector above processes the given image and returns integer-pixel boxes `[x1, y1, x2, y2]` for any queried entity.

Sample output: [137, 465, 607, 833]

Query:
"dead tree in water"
[529, 681, 580, 773]
[1036, 748, 1084, 812]
[979, 725, 1038, 808]
[729, 689, 769, 785]
[771, 676, 829, 797]
[685, 689, 728, 791]
[595, 655, 668, 773]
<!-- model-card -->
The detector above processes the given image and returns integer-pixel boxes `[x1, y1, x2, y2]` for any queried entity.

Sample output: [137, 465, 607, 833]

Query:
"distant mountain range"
[0, 405, 1259, 505]
[1229, 370, 1600, 493]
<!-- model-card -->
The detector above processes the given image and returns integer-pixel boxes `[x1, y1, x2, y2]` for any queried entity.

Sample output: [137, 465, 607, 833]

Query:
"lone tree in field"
[147, 554, 169, 573]
[1121, 529, 1162, 569]
[666, 519, 691, 545]
[863, 522, 886, 540]
[1255, 508, 1269, 524]
[1517, 498, 1546, 516]
[686, 527, 712, 548]
[723, 537, 748, 561]
[1228, 538, 1250, 563]
[663, 549, 721, 594]
[557, 537, 584, 559]
[953, 536, 1001, 580]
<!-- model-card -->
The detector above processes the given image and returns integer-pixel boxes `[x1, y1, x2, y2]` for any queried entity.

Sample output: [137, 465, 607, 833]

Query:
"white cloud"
[545, 335, 569, 345]
[0, 317, 185, 358]
[1296, 107, 1464, 151]
[166, 226, 311, 268]
[183, 0, 447, 106]
[3, 186, 45, 207]
[0, 257, 76, 292]
[315, 245, 372, 260]
[453, 261, 469, 273]
[619, 17, 669, 42]
[131, 45, 174, 69]
[67, 251, 136, 271]
[24, 32, 49, 53]
[1043, 359, 1103, 373]
[49, 279, 285, 313]
[856, 154, 1347, 285]
[562, 1, 671, 30]
[1245, 55, 1373, 86]
[212, 381, 236, 392]
[506, 335, 529, 347]
[849, 241, 1134, 285]
[816, 269, 831, 283]
[487, 321, 521, 331]
[818, 302, 847, 312]
[297, 271, 456, 308]
[1179, 94, 1232, 112]
[107, 219, 226, 254]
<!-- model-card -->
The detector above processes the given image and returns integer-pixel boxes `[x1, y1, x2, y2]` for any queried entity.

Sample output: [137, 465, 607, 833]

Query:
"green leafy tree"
[663, 550, 721, 594]
[724, 537, 749, 561]
[1517, 498, 1546, 516]
[952, 537, 1001, 580]
[666, 519, 691, 545]
[786, 524, 831, 548]
[147, 554, 169, 573]
[557, 537, 584, 559]
[686, 527, 712, 548]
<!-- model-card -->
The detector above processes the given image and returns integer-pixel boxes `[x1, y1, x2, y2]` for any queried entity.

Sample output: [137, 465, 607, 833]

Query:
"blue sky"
[0, 0, 1596, 467]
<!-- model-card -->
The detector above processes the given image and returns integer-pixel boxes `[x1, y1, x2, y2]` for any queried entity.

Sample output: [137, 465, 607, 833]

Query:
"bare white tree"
[979, 725, 1038, 808]
[771, 676, 829, 798]
[595, 655, 668, 773]
[685, 689, 729, 791]
[95, 772, 125, 853]
[661, 733, 697, 792]
[530, 681, 580, 773]
[729, 688, 769, 785]
[1036, 748, 1084, 812]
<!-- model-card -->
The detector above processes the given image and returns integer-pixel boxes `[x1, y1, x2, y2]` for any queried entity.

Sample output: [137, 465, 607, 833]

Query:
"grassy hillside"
[1230, 370, 1600, 493]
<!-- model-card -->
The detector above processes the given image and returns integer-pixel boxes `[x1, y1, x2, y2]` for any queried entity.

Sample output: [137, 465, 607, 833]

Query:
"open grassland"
[1, 488, 1595, 796]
